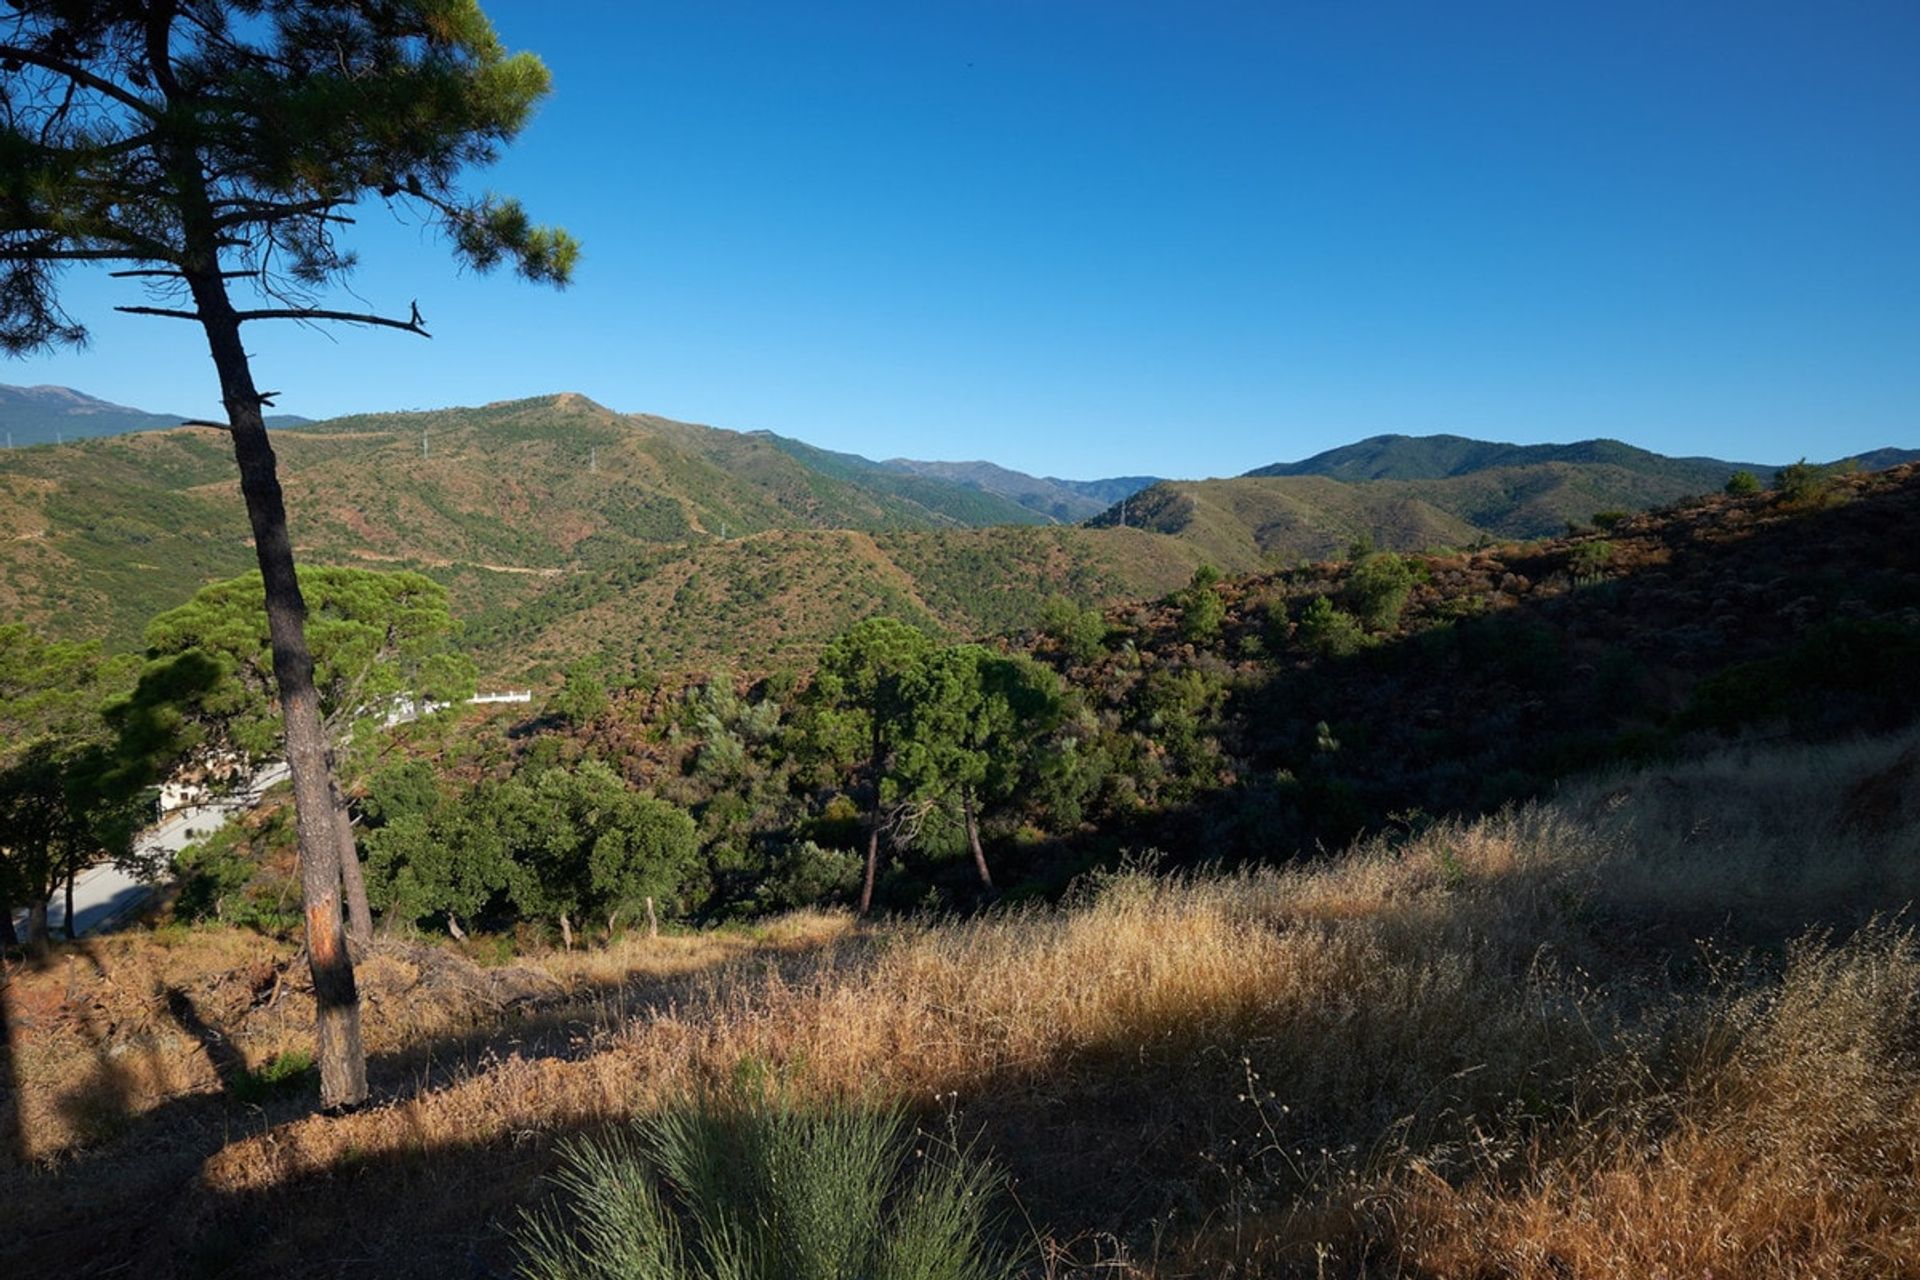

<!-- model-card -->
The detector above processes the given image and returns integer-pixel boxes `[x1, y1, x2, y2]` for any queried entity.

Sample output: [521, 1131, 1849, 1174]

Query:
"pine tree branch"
[1, 246, 157, 263]
[234, 307, 429, 336]
[0, 46, 164, 121]
[115, 303, 430, 336]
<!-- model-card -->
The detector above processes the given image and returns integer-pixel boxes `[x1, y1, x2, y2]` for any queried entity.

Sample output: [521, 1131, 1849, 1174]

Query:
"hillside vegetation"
[0, 395, 1143, 654]
[6, 395, 1875, 676]
[4, 727, 1917, 1276]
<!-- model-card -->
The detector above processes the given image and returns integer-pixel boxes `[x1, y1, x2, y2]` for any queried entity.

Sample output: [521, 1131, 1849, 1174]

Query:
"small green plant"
[1590, 510, 1630, 531]
[516, 1091, 1018, 1280]
[1724, 470, 1761, 496]
[231, 1049, 316, 1105]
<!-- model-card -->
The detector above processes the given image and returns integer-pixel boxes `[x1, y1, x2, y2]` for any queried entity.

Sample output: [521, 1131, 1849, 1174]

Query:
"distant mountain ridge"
[0, 382, 309, 446]
[877, 458, 1161, 522]
[1247, 431, 1917, 488]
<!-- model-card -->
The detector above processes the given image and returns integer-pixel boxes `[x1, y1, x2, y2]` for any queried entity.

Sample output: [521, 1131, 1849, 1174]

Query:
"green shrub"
[1774, 458, 1836, 506]
[1724, 470, 1761, 496]
[1346, 552, 1414, 632]
[1591, 510, 1630, 531]
[516, 1092, 1017, 1280]
[1036, 595, 1108, 664]
[1296, 595, 1367, 657]
[1567, 539, 1613, 584]
[1174, 565, 1225, 644]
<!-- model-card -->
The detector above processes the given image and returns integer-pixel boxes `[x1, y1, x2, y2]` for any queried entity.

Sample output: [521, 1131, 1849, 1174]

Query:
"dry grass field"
[4, 728, 1918, 1276]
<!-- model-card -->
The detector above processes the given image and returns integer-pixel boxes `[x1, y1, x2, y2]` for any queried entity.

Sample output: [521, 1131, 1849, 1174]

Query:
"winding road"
[9, 764, 288, 939]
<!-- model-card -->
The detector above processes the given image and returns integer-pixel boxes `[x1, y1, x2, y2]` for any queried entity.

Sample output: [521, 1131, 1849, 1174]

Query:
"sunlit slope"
[0, 395, 1086, 649]
[465, 523, 1213, 677]
[1087, 460, 1748, 564]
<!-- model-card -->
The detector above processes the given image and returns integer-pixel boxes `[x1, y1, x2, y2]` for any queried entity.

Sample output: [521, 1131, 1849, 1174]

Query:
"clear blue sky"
[10, 0, 1918, 477]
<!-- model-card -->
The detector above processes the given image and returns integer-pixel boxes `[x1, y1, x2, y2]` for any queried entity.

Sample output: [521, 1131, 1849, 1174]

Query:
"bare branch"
[2, 247, 156, 263]
[109, 267, 253, 279]
[234, 307, 430, 336]
[113, 304, 202, 321]
[0, 45, 164, 120]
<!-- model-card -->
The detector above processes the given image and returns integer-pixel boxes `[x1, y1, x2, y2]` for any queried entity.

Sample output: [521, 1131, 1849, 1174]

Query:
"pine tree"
[0, 1, 576, 1108]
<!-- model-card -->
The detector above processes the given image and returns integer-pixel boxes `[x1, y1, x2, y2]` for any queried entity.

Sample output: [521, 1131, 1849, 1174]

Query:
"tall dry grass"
[5, 729, 1919, 1276]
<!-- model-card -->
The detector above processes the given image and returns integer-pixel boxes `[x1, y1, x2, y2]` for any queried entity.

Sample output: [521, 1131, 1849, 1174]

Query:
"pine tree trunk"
[26, 900, 49, 958]
[186, 271, 366, 1110]
[559, 911, 573, 950]
[330, 772, 374, 950]
[61, 868, 76, 940]
[963, 785, 994, 893]
[858, 743, 883, 916]
[859, 816, 882, 916]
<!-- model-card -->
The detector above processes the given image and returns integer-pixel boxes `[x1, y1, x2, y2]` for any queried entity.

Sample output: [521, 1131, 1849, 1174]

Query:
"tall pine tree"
[0, 1, 575, 1107]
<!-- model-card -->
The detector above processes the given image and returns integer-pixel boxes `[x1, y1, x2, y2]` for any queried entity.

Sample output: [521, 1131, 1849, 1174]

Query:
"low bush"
[516, 1091, 1017, 1280]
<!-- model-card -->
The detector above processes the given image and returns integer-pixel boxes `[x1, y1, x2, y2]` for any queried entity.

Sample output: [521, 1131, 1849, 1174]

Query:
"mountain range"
[0, 382, 1911, 676]
[0, 383, 310, 446]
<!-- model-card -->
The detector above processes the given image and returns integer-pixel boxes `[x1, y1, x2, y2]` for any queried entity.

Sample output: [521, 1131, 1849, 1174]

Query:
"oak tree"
[0, 0, 575, 1107]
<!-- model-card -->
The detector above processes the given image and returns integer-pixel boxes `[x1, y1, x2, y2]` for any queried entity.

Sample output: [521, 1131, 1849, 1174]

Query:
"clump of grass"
[515, 1088, 1017, 1280]
[231, 1048, 316, 1104]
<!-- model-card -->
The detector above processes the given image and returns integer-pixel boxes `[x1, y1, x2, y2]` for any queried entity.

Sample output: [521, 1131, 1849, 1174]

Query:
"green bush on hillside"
[1346, 552, 1415, 632]
[515, 1091, 1017, 1280]
[1724, 470, 1761, 496]
[1297, 595, 1367, 657]
[1175, 565, 1226, 644]
[1775, 458, 1836, 506]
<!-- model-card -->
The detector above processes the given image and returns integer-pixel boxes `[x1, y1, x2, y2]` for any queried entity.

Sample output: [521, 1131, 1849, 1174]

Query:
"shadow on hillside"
[8, 795, 1919, 1278]
[0, 926, 871, 1272]
[989, 472, 1920, 897]
[8, 474, 1920, 1275]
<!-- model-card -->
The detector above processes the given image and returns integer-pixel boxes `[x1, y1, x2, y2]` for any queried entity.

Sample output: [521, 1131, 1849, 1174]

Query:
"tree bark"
[187, 269, 366, 1110]
[1, 906, 18, 948]
[559, 911, 573, 951]
[61, 868, 76, 940]
[25, 901, 49, 958]
[858, 742, 883, 916]
[859, 818, 882, 916]
[962, 785, 994, 893]
[329, 771, 374, 950]
[446, 911, 466, 942]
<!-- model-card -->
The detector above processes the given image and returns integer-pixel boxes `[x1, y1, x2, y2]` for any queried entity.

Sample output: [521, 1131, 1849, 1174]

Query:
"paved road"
[9, 763, 289, 938]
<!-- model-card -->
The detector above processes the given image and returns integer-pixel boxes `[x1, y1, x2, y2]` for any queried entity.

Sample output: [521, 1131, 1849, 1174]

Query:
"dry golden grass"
[4, 730, 1918, 1276]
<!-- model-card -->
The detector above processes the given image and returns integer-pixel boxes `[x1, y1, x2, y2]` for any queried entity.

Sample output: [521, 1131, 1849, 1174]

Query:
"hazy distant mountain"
[1246, 432, 1917, 490]
[880, 458, 1160, 522]
[1246, 433, 1778, 491]
[0, 382, 310, 446]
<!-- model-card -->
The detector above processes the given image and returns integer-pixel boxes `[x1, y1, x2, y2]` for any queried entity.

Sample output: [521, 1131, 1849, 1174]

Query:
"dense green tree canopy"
[0, 626, 148, 944]
[134, 566, 477, 769]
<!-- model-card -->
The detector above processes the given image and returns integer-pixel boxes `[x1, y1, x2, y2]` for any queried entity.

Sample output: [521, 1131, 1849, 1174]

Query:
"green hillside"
[1247, 432, 1771, 487]
[1084, 458, 1779, 564]
[0, 395, 1210, 665]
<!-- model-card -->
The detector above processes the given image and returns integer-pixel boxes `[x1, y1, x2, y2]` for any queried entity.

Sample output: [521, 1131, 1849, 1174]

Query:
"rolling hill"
[0, 394, 1213, 666]
[4, 390, 1913, 679]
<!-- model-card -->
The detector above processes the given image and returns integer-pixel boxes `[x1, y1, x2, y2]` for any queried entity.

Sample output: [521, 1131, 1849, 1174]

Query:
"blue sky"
[10, 0, 1918, 477]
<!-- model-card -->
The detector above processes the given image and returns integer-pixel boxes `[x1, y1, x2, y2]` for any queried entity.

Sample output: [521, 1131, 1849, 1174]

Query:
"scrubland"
[4, 727, 1919, 1276]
